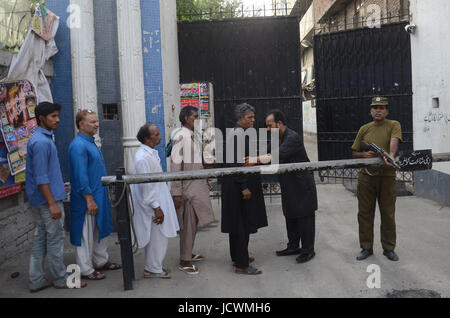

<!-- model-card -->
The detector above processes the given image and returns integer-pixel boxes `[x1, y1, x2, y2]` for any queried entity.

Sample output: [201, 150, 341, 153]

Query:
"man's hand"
[153, 207, 164, 225]
[244, 156, 258, 167]
[242, 188, 251, 200]
[364, 151, 377, 158]
[86, 196, 99, 215]
[172, 196, 183, 210]
[49, 202, 62, 220]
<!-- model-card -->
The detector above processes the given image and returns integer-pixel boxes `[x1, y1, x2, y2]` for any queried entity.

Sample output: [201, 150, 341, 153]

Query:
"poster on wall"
[0, 135, 22, 199]
[180, 82, 215, 164]
[0, 80, 38, 176]
[180, 83, 200, 108]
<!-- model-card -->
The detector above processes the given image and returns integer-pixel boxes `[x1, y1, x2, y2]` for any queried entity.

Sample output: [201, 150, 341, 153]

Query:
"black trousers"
[286, 214, 315, 254]
[228, 213, 250, 268]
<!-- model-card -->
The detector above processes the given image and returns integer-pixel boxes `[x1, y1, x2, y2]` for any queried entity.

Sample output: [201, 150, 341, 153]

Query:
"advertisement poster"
[0, 135, 22, 199]
[180, 82, 215, 163]
[0, 80, 38, 176]
[180, 83, 200, 108]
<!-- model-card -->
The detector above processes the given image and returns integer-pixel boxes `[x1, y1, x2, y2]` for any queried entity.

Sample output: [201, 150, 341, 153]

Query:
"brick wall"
[0, 193, 34, 265]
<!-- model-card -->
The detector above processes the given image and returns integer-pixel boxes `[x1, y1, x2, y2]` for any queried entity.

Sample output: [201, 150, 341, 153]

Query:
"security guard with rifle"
[351, 96, 402, 261]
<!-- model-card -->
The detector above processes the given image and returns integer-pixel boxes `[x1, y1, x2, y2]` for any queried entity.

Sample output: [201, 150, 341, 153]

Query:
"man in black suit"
[245, 109, 318, 263]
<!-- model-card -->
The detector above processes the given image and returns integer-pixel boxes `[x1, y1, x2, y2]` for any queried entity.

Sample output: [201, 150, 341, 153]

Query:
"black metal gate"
[178, 16, 302, 136]
[314, 22, 413, 162]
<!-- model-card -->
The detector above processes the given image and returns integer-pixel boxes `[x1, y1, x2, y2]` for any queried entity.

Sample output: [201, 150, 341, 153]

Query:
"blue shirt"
[25, 127, 66, 207]
[68, 132, 113, 246]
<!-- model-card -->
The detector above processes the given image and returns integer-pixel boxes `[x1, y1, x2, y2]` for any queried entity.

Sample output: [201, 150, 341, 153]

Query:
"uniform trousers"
[75, 214, 109, 276]
[144, 223, 168, 274]
[357, 173, 396, 251]
[178, 201, 198, 262]
[286, 214, 315, 254]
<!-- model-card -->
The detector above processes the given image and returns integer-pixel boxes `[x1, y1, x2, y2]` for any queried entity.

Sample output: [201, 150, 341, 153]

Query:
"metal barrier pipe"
[102, 154, 450, 185]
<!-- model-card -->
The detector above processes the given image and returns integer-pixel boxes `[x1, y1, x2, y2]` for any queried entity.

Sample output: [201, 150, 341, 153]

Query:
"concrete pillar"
[116, 0, 147, 173]
[69, 0, 101, 146]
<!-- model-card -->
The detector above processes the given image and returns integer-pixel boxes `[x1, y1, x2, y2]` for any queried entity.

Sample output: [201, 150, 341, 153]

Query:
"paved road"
[1, 183, 449, 298]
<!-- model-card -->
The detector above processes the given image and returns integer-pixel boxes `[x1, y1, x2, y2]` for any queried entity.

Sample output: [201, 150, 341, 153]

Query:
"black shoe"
[296, 252, 315, 263]
[356, 249, 373, 261]
[383, 250, 399, 261]
[276, 248, 301, 256]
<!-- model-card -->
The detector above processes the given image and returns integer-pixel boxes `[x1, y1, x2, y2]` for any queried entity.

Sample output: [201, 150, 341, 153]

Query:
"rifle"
[361, 141, 401, 170]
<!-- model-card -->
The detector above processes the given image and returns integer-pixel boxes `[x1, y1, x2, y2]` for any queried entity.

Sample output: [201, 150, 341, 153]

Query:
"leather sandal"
[81, 271, 106, 280]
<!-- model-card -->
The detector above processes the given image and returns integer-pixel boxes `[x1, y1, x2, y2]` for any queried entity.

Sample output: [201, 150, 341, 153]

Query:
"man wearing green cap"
[351, 96, 402, 262]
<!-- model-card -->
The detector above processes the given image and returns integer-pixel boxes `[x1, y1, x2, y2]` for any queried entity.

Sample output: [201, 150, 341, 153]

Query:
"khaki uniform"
[352, 119, 402, 251]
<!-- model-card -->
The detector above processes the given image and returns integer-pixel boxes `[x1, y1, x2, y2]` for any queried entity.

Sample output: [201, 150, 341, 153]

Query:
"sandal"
[30, 280, 52, 293]
[95, 261, 121, 271]
[178, 264, 199, 275]
[191, 254, 205, 262]
[235, 265, 262, 275]
[54, 281, 87, 289]
[81, 271, 106, 280]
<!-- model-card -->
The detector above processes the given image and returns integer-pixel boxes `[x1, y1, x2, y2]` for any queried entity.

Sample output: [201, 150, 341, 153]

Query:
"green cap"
[371, 96, 389, 106]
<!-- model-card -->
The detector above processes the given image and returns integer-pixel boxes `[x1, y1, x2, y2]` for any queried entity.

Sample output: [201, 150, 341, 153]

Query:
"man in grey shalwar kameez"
[170, 106, 215, 275]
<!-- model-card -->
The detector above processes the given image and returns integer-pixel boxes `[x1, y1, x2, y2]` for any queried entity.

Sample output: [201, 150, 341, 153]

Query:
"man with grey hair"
[220, 103, 267, 275]
[170, 106, 214, 275]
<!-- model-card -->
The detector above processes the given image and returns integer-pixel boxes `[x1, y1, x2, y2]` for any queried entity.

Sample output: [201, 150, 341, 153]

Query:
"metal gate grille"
[178, 16, 303, 136]
[314, 22, 413, 185]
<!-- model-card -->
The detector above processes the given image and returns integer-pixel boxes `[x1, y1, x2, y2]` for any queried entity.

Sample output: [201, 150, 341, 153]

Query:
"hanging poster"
[0, 80, 38, 176]
[31, 3, 58, 41]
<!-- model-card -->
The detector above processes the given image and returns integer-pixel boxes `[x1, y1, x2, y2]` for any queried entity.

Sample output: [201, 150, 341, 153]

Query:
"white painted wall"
[159, 0, 181, 170]
[410, 0, 450, 174]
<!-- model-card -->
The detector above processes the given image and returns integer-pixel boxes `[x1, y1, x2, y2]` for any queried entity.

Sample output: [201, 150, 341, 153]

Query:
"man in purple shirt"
[26, 102, 86, 292]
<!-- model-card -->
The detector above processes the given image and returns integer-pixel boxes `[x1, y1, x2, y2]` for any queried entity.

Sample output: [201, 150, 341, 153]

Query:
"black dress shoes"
[296, 252, 315, 263]
[383, 250, 399, 261]
[356, 249, 373, 261]
[276, 248, 301, 256]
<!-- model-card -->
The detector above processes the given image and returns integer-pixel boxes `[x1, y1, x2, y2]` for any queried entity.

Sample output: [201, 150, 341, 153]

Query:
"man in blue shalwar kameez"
[69, 110, 121, 280]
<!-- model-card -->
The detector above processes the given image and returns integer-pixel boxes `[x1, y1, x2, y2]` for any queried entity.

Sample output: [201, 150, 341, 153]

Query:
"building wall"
[140, 0, 167, 170]
[0, 193, 34, 265]
[160, 0, 181, 170]
[47, 0, 75, 182]
[93, 0, 124, 176]
[317, 0, 409, 32]
[410, 0, 450, 206]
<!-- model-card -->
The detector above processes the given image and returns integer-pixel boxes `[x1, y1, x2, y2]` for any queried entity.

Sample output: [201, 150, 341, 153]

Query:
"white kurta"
[130, 145, 179, 249]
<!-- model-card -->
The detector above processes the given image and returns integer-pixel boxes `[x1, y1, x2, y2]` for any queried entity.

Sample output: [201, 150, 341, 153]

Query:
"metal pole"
[102, 154, 450, 186]
[115, 168, 135, 291]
